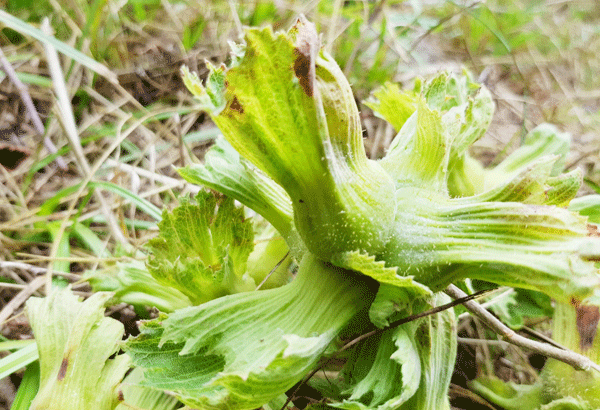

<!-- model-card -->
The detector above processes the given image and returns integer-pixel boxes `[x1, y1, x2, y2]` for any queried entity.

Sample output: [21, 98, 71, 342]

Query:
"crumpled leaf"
[125, 254, 375, 410]
[324, 294, 456, 410]
[363, 82, 417, 132]
[469, 376, 543, 410]
[147, 191, 255, 305]
[540, 397, 593, 410]
[569, 195, 600, 223]
[330, 250, 431, 328]
[487, 288, 553, 330]
[182, 16, 396, 261]
[116, 368, 181, 410]
[26, 287, 131, 410]
[86, 259, 191, 313]
[177, 136, 298, 251]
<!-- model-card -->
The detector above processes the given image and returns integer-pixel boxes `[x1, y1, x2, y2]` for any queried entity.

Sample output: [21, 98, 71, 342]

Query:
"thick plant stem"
[538, 302, 600, 407]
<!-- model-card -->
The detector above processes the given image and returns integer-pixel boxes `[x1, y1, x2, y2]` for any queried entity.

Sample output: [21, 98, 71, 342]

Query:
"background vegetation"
[1, 0, 600, 408]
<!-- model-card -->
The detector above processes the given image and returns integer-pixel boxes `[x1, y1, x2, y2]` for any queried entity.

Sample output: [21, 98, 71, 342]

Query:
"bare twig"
[339, 288, 493, 353]
[255, 251, 290, 291]
[280, 288, 494, 410]
[445, 284, 600, 373]
[0, 47, 67, 170]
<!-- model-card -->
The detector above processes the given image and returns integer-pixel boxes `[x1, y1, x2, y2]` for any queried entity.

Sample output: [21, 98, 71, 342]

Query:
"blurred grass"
[1, 0, 600, 409]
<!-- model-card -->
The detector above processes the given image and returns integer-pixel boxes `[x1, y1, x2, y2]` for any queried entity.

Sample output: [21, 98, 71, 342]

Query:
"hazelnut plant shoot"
[123, 17, 600, 410]
[24, 16, 600, 410]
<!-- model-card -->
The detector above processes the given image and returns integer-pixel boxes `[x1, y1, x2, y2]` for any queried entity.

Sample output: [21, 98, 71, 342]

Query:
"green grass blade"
[0, 342, 39, 380]
[0, 340, 36, 352]
[0, 10, 117, 84]
[10, 361, 40, 410]
[71, 222, 112, 258]
[90, 181, 162, 221]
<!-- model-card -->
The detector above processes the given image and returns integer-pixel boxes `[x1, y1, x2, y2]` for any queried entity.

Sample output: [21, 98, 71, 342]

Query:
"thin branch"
[255, 251, 290, 291]
[0, 47, 67, 170]
[280, 288, 494, 410]
[445, 284, 600, 373]
[340, 288, 494, 353]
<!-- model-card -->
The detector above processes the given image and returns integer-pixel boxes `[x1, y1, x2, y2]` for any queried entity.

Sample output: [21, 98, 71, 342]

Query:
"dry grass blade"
[40, 18, 129, 292]
[0, 48, 67, 170]
[0, 276, 45, 328]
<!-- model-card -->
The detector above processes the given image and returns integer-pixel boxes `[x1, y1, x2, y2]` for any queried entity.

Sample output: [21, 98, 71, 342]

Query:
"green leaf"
[363, 82, 417, 132]
[444, 72, 494, 160]
[86, 259, 192, 312]
[90, 181, 162, 221]
[486, 289, 553, 330]
[569, 195, 600, 223]
[367, 71, 494, 198]
[177, 137, 300, 254]
[183, 18, 396, 260]
[0, 339, 37, 351]
[469, 376, 542, 410]
[385, 187, 600, 304]
[401, 294, 457, 410]
[181, 64, 226, 113]
[116, 368, 180, 410]
[485, 123, 572, 188]
[27, 287, 130, 410]
[332, 327, 421, 410]
[71, 222, 112, 258]
[246, 222, 293, 289]
[181, 15, 206, 51]
[46, 221, 70, 274]
[540, 397, 593, 410]
[125, 254, 376, 409]
[448, 123, 573, 199]
[329, 294, 456, 410]
[457, 156, 578, 205]
[379, 98, 449, 192]
[330, 250, 431, 328]
[146, 191, 255, 305]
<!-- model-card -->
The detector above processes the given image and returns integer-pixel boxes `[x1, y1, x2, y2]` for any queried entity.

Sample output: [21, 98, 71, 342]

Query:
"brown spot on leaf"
[117, 389, 125, 401]
[230, 96, 244, 114]
[576, 304, 600, 350]
[57, 357, 69, 381]
[291, 15, 319, 97]
[294, 50, 313, 96]
[572, 298, 600, 350]
[587, 224, 600, 237]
